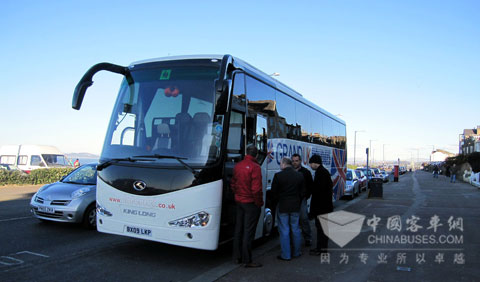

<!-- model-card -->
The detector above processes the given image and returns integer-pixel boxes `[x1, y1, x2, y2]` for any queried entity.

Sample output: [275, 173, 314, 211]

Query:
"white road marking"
[16, 251, 49, 258]
[0, 216, 33, 222]
[0, 251, 49, 268]
[0, 256, 23, 266]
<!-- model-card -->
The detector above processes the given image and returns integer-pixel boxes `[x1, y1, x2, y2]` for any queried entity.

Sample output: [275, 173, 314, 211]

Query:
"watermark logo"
[316, 212, 465, 266]
[318, 210, 365, 247]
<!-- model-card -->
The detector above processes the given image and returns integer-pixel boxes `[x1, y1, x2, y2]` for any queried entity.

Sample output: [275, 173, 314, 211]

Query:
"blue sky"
[2, 0, 479, 163]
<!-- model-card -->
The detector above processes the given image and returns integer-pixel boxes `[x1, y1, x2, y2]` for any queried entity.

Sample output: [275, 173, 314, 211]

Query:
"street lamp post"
[369, 139, 377, 166]
[383, 144, 389, 167]
[354, 130, 365, 166]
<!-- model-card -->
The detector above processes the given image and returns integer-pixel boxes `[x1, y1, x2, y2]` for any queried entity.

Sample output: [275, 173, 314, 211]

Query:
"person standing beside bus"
[272, 157, 305, 261]
[308, 154, 333, 256]
[74, 159, 80, 168]
[231, 145, 264, 268]
[291, 153, 313, 247]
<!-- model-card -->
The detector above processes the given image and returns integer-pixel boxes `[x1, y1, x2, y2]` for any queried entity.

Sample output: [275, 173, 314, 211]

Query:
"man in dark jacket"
[308, 154, 333, 255]
[271, 157, 305, 260]
[291, 153, 313, 246]
[231, 145, 263, 268]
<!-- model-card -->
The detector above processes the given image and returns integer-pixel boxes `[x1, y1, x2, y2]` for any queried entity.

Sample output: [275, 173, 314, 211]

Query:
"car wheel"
[83, 203, 96, 229]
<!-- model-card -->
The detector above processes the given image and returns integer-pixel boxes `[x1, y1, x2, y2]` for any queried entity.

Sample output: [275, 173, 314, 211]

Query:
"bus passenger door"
[254, 115, 268, 164]
[247, 114, 273, 238]
[220, 110, 245, 242]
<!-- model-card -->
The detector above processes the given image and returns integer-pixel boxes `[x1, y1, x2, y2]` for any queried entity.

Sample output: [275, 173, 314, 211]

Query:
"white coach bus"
[72, 55, 346, 250]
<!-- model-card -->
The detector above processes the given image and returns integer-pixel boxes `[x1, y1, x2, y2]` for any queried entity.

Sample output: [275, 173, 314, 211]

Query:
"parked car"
[379, 170, 389, 182]
[1, 164, 21, 171]
[357, 167, 375, 180]
[372, 168, 382, 177]
[355, 169, 368, 191]
[30, 163, 97, 229]
[345, 169, 360, 199]
[1, 164, 28, 176]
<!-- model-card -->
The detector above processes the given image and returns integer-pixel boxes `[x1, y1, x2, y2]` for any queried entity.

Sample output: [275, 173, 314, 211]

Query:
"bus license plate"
[125, 225, 152, 237]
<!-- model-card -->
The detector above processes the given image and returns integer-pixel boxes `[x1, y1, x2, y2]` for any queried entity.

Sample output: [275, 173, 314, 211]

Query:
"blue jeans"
[277, 212, 302, 259]
[450, 174, 456, 183]
[299, 198, 312, 242]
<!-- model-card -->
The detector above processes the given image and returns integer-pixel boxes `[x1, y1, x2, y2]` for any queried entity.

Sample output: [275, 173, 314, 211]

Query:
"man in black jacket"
[291, 153, 313, 247]
[308, 154, 333, 255]
[271, 157, 306, 261]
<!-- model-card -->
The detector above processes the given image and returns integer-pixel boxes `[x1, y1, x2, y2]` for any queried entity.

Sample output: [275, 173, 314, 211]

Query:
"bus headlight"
[168, 212, 210, 228]
[96, 203, 112, 217]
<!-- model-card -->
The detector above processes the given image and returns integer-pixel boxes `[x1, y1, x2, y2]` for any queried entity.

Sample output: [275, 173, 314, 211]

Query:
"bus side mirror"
[72, 62, 128, 110]
[72, 81, 93, 110]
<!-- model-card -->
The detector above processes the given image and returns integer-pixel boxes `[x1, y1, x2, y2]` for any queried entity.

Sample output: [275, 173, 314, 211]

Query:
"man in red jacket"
[231, 145, 264, 268]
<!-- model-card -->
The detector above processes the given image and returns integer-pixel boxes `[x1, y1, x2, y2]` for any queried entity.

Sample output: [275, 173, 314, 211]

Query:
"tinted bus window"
[232, 72, 246, 110]
[295, 101, 310, 142]
[245, 76, 276, 137]
[276, 92, 296, 139]
[310, 111, 323, 145]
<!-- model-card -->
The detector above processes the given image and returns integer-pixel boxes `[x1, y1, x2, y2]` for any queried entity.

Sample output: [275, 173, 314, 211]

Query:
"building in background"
[430, 149, 455, 162]
[459, 126, 480, 154]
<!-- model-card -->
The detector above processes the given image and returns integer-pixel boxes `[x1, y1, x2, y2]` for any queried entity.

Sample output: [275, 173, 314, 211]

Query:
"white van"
[0, 145, 71, 173]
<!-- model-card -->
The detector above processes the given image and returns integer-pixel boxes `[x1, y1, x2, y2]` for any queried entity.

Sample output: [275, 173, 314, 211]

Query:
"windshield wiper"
[133, 154, 199, 178]
[97, 157, 144, 171]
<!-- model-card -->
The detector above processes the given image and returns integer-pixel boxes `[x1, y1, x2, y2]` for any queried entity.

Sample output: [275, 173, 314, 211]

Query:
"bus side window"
[255, 115, 268, 164]
[226, 111, 244, 162]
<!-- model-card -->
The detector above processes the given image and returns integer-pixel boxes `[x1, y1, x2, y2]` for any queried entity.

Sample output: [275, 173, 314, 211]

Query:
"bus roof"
[130, 55, 345, 126]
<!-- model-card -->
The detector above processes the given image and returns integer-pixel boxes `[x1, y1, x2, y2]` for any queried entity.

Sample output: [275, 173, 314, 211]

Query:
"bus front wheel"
[263, 208, 274, 236]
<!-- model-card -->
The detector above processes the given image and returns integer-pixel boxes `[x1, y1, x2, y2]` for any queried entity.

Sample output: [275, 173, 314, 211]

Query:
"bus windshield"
[101, 62, 222, 167]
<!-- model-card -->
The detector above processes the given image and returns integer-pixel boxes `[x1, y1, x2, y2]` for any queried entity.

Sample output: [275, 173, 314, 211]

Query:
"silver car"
[30, 163, 97, 229]
[345, 169, 360, 199]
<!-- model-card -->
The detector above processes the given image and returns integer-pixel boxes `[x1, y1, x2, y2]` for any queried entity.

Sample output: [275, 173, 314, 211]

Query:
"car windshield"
[62, 164, 97, 185]
[346, 171, 353, 180]
[101, 61, 222, 167]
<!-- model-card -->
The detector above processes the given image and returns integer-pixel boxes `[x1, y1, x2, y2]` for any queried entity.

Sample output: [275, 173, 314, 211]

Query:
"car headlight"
[71, 187, 92, 199]
[168, 212, 210, 228]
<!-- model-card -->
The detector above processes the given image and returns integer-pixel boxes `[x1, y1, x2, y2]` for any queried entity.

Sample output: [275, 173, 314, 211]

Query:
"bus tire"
[263, 208, 274, 237]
